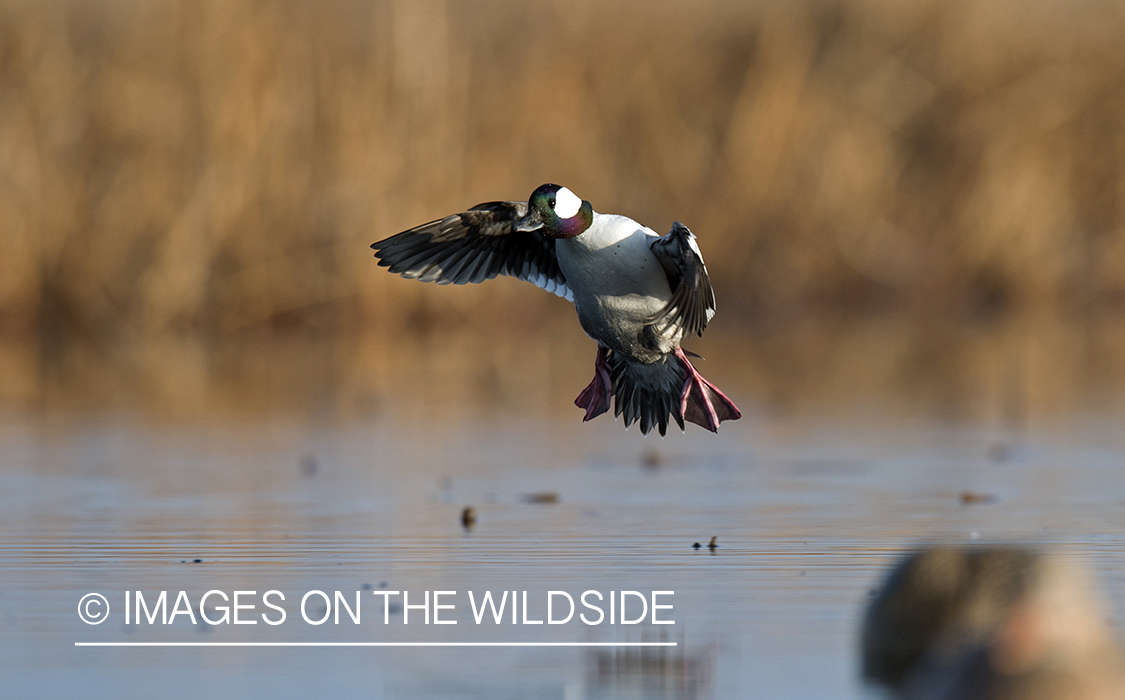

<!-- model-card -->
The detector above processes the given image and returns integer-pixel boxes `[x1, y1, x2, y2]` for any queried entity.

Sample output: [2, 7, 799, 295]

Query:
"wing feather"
[647, 221, 716, 338]
[372, 201, 571, 300]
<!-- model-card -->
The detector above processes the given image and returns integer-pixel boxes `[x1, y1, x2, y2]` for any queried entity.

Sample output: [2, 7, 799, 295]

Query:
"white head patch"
[554, 187, 582, 219]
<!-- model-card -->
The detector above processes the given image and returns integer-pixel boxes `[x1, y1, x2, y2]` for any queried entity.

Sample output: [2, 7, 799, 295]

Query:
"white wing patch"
[554, 187, 582, 219]
[684, 232, 715, 321]
[528, 270, 574, 302]
[687, 231, 704, 264]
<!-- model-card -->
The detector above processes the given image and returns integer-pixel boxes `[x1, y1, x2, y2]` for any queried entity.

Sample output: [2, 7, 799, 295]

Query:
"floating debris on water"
[708, 536, 718, 552]
[461, 506, 476, 529]
[522, 492, 559, 504]
[960, 491, 997, 505]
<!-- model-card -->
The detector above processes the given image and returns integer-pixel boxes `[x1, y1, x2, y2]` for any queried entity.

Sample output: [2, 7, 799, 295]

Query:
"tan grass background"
[1, 0, 1124, 419]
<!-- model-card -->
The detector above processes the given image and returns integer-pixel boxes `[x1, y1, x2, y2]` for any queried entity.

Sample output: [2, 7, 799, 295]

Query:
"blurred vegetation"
[1, 0, 1125, 417]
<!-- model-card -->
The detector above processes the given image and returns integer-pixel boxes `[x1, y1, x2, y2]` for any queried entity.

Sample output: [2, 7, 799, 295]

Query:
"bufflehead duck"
[371, 184, 741, 436]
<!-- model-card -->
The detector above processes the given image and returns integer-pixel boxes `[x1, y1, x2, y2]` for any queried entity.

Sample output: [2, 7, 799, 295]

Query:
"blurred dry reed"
[1, 0, 1125, 416]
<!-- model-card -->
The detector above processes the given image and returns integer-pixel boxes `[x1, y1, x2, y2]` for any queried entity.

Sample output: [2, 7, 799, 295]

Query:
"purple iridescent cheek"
[554, 207, 590, 238]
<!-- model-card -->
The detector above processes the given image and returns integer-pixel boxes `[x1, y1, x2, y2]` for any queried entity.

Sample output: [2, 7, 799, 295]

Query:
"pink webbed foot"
[575, 346, 613, 421]
[674, 348, 741, 432]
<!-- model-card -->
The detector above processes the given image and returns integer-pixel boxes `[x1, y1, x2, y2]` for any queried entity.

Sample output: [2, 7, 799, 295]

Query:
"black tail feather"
[604, 350, 738, 435]
[607, 352, 687, 436]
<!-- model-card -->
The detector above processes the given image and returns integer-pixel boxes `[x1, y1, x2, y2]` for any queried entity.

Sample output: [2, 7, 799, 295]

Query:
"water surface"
[2, 412, 1124, 699]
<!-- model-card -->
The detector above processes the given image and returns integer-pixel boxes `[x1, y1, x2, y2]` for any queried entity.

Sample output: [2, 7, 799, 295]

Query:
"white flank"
[554, 187, 582, 219]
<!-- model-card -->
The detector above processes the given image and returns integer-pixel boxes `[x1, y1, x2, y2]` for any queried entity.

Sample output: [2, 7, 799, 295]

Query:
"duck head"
[516, 184, 594, 238]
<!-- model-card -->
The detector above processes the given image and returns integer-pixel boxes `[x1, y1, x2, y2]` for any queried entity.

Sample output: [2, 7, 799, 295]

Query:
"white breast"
[555, 214, 673, 361]
[556, 215, 668, 299]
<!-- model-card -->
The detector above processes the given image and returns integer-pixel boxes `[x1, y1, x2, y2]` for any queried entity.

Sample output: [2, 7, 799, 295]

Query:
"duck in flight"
[371, 184, 740, 436]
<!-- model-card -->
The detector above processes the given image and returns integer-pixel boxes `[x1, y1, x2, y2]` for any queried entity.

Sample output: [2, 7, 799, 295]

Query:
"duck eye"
[548, 198, 556, 209]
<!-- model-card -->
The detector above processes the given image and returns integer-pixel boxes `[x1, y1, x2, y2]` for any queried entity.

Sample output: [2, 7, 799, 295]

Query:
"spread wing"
[371, 201, 571, 301]
[647, 221, 716, 338]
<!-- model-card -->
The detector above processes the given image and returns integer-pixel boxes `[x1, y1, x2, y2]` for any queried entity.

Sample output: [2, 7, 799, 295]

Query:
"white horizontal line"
[75, 642, 677, 648]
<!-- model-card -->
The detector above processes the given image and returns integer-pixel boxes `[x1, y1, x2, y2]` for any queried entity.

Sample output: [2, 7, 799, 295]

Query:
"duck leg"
[575, 345, 613, 421]
[675, 348, 741, 432]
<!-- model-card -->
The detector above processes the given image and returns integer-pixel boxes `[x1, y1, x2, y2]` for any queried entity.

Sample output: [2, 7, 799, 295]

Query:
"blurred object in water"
[862, 545, 1125, 700]
[988, 445, 1012, 464]
[585, 639, 712, 700]
[460, 505, 476, 530]
[521, 491, 559, 504]
[959, 491, 997, 506]
[300, 454, 318, 477]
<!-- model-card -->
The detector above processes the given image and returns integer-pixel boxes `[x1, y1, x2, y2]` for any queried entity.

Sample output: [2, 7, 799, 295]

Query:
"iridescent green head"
[518, 184, 594, 239]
